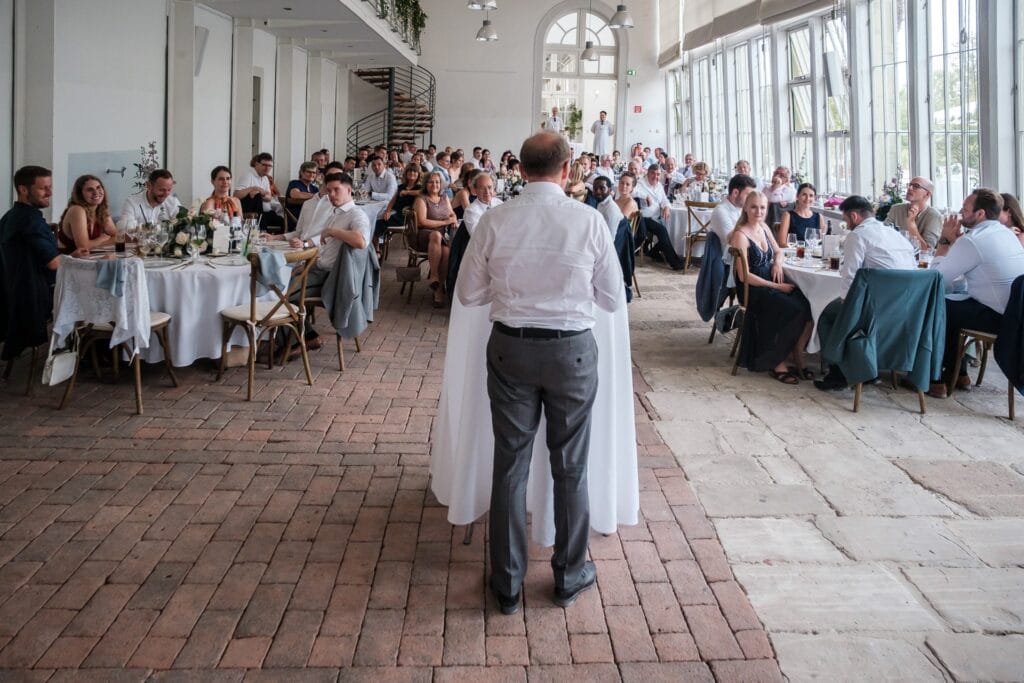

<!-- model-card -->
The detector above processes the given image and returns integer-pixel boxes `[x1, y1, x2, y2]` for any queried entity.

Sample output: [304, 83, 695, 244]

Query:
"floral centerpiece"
[133, 141, 161, 191]
[505, 171, 525, 195]
[874, 166, 904, 221]
[704, 178, 723, 200]
[823, 194, 844, 209]
[163, 206, 224, 258]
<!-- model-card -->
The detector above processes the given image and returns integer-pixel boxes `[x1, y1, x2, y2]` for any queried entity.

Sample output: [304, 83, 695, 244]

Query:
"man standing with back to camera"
[456, 132, 624, 615]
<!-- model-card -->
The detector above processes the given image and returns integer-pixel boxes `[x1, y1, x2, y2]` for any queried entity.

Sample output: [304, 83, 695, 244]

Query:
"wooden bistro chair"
[305, 296, 363, 372]
[628, 212, 644, 298]
[949, 330, 1014, 420]
[216, 247, 318, 401]
[727, 246, 750, 376]
[53, 257, 178, 415]
[684, 200, 717, 271]
[400, 208, 430, 303]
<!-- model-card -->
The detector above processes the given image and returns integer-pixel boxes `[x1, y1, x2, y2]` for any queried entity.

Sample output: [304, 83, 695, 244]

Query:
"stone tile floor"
[0, 256, 782, 681]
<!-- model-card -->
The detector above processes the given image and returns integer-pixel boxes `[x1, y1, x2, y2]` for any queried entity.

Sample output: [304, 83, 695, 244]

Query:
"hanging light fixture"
[580, 0, 598, 60]
[476, 12, 498, 41]
[467, 0, 497, 9]
[608, 5, 634, 29]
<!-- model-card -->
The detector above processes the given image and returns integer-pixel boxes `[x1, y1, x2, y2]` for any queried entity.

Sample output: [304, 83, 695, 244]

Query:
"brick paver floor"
[0, 252, 781, 681]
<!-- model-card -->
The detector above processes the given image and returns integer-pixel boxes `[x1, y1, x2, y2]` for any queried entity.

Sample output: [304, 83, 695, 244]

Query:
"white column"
[167, 0, 196, 204]
[335, 66, 351, 159]
[274, 39, 306, 184]
[0, 0, 14, 208]
[13, 0, 55, 175]
[305, 53, 324, 159]
[231, 20, 255, 174]
[906, 0, 930, 181]
[977, 0, 1016, 190]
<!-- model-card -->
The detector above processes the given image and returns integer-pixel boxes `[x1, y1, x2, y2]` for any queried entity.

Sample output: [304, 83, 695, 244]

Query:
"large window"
[694, 57, 713, 162]
[823, 15, 852, 194]
[787, 26, 814, 181]
[1017, 0, 1024, 198]
[733, 44, 753, 168]
[752, 36, 774, 179]
[870, 0, 911, 197]
[541, 10, 618, 146]
[927, 0, 979, 209]
[710, 51, 727, 171]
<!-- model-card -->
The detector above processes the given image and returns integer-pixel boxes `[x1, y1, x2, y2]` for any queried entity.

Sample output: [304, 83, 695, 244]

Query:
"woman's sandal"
[770, 370, 800, 385]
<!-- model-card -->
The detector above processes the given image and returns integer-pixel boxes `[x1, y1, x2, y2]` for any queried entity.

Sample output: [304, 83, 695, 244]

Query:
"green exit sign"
[626, 69, 637, 76]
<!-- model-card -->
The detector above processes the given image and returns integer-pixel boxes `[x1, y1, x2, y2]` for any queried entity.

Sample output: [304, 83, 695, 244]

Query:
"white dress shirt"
[317, 201, 371, 271]
[596, 195, 624, 239]
[119, 192, 181, 225]
[593, 166, 615, 182]
[463, 197, 503, 236]
[633, 177, 669, 220]
[237, 169, 280, 213]
[287, 195, 333, 244]
[365, 170, 398, 202]
[456, 182, 623, 330]
[546, 115, 564, 133]
[399, 152, 413, 164]
[932, 220, 1024, 313]
[766, 183, 797, 204]
[841, 217, 918, 288]
[709, 200, 743, 263]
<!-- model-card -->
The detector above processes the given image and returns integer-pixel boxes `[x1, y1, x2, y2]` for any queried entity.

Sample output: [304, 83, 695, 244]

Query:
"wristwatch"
[938, 237, 951, 245]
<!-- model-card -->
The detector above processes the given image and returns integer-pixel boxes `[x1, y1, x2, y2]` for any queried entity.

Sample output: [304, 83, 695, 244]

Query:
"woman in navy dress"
[729, 191, 813, 384]
[777, 182, 826, 244]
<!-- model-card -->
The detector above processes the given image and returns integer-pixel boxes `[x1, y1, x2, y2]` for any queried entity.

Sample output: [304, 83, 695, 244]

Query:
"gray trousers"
[486, 327, 599, 598]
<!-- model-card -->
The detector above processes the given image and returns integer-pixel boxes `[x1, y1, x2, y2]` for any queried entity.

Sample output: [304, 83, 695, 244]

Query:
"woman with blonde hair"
[566, 160, 588, 202]
[413, 171, 457, 307]
[58, 174, 116, 253]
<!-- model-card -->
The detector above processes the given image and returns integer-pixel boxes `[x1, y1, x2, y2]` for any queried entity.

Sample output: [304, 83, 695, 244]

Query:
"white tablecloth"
[430, 300, 639, 547]
[356, 200, 387, 228]
[142, 258, 291, 366]
[667, 205, 715, 257]
[783, 259, 847, 353]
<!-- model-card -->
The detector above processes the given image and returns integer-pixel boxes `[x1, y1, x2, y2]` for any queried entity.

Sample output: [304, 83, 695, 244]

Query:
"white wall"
[347, 72, 388, 151]
[51, 0, 166, 216]
[252, 28, 277, 156]
[335, 67, 351, 158]
[192, 4, 233, 201]
[418, 0, 667, 154]
[289, 47, 308, 174]
[319, 60, 339, 153]
[0, 0, 12, 208]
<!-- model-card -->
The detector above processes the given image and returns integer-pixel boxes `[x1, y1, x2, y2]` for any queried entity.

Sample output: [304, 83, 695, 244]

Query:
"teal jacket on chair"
[820, 268, 946, 390]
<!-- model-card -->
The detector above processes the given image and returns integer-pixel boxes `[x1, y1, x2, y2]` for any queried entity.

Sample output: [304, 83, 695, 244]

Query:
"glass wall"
[869, 0, 910, 196]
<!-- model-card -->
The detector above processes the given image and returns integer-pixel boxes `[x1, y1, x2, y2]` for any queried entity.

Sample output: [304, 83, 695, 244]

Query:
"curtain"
[658, 0, 682, 67]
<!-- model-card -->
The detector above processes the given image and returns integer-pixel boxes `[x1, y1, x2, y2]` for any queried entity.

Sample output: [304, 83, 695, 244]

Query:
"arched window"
[540, 9, 619, 145]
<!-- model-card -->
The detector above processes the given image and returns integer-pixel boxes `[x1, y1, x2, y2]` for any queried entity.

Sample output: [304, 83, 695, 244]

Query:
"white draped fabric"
[430, 299, 639, 548]
[783, 259, 846, 353]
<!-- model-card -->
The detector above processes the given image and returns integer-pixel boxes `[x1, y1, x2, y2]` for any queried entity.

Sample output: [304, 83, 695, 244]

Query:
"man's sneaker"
[813, 370, 847, 391]
[553, 561, 597, 608]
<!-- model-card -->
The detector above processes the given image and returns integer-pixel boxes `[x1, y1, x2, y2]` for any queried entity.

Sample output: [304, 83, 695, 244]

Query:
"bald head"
[519, 132, 570, 180]
[909, 176, 934, 195]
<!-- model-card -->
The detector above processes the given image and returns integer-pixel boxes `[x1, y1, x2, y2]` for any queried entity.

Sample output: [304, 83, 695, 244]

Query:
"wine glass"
[189, 226, 207, 263]
[153, 227, 169, 257]
[787, 233, 798, 251]
[804, 228, 820, 254]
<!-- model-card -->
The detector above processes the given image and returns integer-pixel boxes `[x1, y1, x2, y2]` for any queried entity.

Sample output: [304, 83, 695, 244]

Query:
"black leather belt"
[494, 322, 586, 339]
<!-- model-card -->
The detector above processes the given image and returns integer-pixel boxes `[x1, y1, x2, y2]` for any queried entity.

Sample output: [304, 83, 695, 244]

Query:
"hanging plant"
[411, 5, 427, 45]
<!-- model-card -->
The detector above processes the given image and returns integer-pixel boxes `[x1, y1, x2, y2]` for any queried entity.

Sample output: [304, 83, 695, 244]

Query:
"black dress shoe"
[813, 370, 848, 392]
[490, 584, 521, 615]
[553, 561, 597, 608]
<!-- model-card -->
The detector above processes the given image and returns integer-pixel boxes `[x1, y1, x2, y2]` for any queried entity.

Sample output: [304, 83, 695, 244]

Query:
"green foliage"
[566, 104, 583, 140]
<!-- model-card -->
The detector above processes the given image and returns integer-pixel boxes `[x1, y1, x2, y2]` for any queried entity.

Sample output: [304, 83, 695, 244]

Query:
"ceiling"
[201, 0, 417, 66]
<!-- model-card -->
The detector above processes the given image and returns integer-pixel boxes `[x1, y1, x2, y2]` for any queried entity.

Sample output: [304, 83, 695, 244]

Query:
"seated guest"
[462, 173, 503, 235]
[469, 146, 483, 169]
[386, 150, 404, 175]
[928, 189, 1024, 396]
[616, 173, 640, 219]
[411, 151, 433, 173]
[626, 159, 643, 178]
[424, 144, 438, 167]
[364, 156, 398, 202]
[373, 164, 422, 251]
[634, 165, 685, 270]
[999, 193, 1024, 248]
[886, 176, 942, 248]
[399, 142, 414, 164]
[235, 153, 283, 230]
[58, 175, 116, 253]
[311, 149, 328, 175]
[120, 169, 181, 225]
[681, 161, 711, 192]
[342, 156, 358, 173]
[679, 153, 696, 178]
[452, 168, 482, 218]
[765, 166, 796, 205]
[356, 147, 371, 169]
[413, 172, 457, 307]
[450, 151, 465, 176]
[566, 161, 589, 203]
[728, 191, 813, 384]
[0, 166, 63, 365]
[710, 174, 758, 263]
[734, 160, 752, 177]
[593, 155, 616, 182]
[592, 176, 623, 239]
[478, 149, 496, 175]
[433, 152, 453, 197]
[201, 166, 243, 219]
[506, 157, 522, 178]
[287, 162, 319, 202]
[814, 195, 918, 390]
[777, 183, 826, 245]
[498, 150, 513, 176]
[664, 157, 686, 196]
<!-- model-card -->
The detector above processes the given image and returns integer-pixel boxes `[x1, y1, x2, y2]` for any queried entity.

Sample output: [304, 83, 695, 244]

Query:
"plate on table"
[213, 254, 249, 267]
[143, 257, 179, 269]
[266, 242, 293, 251]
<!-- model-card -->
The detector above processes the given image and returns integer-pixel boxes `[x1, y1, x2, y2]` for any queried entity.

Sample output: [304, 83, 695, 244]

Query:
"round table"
[667, 203, 715, 257]
[356, 200, 387, 229]
[782, 257, 847, 353]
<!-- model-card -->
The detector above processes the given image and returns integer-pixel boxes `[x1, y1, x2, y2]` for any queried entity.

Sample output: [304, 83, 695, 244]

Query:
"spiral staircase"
[347, 66, 436, 154]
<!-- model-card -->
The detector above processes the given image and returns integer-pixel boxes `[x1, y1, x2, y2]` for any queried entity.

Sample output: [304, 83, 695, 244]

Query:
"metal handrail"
[347, 65, 436, 154]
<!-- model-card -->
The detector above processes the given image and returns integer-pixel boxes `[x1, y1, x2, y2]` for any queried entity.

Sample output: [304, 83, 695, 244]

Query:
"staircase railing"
[346, 65, 436, 155]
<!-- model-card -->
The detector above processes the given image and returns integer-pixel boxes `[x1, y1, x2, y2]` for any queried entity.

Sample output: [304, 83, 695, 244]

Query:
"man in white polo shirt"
[120, 169, 181, 225]
[709, 174, 758, 263]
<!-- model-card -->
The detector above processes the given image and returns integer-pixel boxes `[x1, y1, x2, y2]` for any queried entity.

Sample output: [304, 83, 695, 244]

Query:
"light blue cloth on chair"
[95, 258, 126, 297]
[256, 250, 287, 296]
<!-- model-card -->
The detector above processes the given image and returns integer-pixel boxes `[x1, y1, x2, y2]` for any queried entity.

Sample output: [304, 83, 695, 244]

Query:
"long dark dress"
[737, 227, 811, 372]
[785, 209, 820, 241]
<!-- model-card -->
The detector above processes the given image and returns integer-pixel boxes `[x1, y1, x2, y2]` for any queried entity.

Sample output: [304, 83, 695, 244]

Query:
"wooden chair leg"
[336, 335, 344, 372]
[58, 347, 81, 410]
[131, 349, 143, 415]
[298, 329, 313, 386]
[730, 332, 742, 376]
[111, 345, 119, 381]
[246, 327, 257, 401]
[462, 523, 474, 545]
[890, 370, 898, 389]
[216, 320, 230, 381]
[708, 321, 717, 344]
[3, 358, 13, 380]
[88, 339, 102, 381]
[268, 330, 277, 370]
[155, 326, 179, 387]
[26, 345, 39, 397]
[1009, 381, 1016, 421]
[917, 389, 926, 415]
[853, 383, 863, 412]
[976, 342, 990, 387]
[407, 281, 414, 304]
[948, 331, 969, 395]
[684, 241, 693, 271]
[632, 273, 641, 298]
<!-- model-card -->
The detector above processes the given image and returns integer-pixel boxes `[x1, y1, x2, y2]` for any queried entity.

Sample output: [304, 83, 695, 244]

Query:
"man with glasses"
[887, 176, 943, 249]
[927, 189, 1024, 397]
[236, 152, 283, 231]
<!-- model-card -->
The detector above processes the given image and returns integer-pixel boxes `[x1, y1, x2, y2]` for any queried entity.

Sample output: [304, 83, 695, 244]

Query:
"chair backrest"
[686, 200, 716, 235]
[402, 207, 423, 254]
[727, 246, 750, 306]
[52, 256, 151, 354]
[246, 247, 318, 326]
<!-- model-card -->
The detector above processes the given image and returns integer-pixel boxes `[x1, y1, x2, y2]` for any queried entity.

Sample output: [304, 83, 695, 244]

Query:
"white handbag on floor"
[41, 331, 78, 386]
